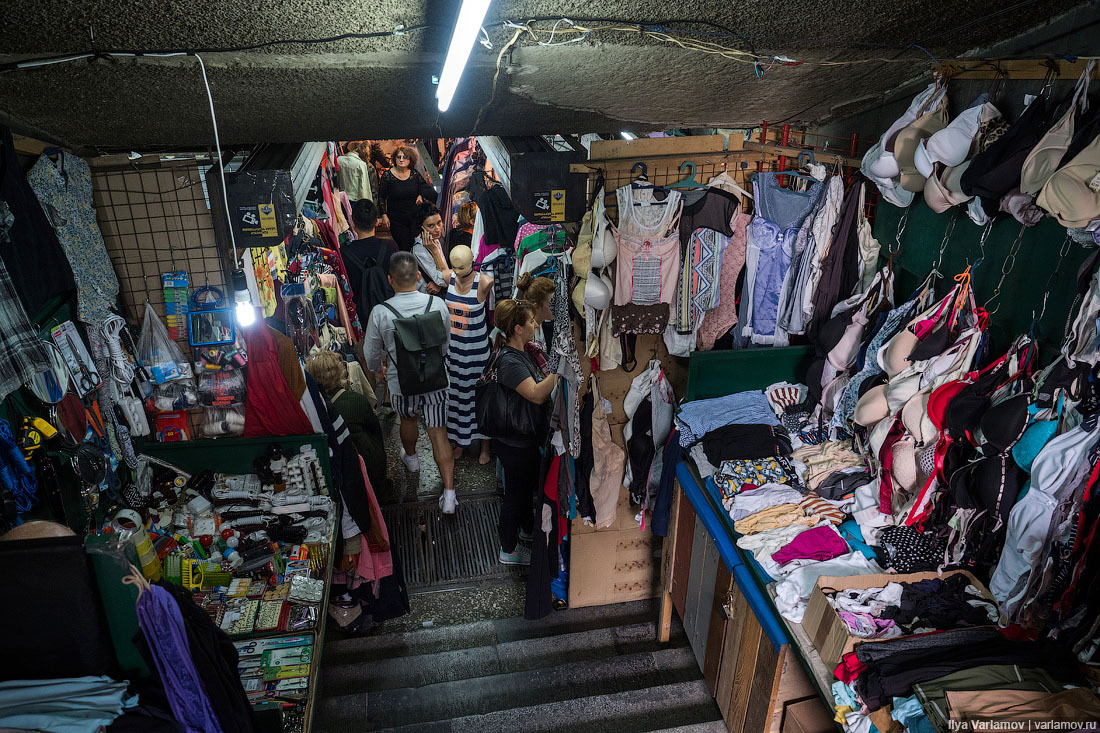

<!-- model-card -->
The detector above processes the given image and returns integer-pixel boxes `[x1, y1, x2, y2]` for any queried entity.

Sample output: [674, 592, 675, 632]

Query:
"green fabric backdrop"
[871, 199, 1092, 358]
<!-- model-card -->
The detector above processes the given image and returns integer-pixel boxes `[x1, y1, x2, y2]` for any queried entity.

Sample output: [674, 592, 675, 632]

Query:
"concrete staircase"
[315, 598, 724, 732]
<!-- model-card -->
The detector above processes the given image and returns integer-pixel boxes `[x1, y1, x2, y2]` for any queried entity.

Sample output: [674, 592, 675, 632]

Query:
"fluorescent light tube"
[620, 131, 636, 140]
[436, 0, 492, 112]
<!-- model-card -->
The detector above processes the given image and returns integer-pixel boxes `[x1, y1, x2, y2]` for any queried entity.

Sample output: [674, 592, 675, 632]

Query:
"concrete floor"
[362, 404, 524, 636]
[376, 404, 502, 506]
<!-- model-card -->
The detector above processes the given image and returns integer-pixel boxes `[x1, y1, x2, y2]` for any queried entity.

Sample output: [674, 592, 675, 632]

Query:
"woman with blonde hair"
[305, 350, 388, 495]
[378, 144, 437, 252]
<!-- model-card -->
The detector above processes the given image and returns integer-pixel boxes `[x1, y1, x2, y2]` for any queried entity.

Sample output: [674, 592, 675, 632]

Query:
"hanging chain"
[972, 220, 994, 269]
[1038, 234, 1074, 320]
[891, 202, 911, 254]
[933, 211, 959, 276]
[984, 224, 1026, 314]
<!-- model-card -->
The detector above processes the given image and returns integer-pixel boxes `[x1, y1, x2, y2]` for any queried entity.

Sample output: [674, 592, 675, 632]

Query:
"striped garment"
[799, 493, 847, 525]
[444, 272, 491, 446]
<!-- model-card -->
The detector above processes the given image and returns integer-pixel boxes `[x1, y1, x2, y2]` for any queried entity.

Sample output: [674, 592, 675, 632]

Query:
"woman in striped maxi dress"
[444, 245, 494, 463]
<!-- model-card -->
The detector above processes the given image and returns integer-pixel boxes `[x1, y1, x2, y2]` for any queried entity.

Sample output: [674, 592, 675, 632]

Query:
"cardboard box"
[801, 570, 994, 671]
[780, 697, 835, 733]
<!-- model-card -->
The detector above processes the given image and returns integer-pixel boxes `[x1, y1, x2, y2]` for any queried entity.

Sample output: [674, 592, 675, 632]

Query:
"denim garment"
[676, 390, 778, 447]
[747, 218, 797, 342]
[742, 175, 825, 343]
[755, 172, 826, 230]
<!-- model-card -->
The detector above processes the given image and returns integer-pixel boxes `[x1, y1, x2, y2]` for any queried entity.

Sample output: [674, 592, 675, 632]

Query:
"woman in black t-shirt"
[378, 144, 438, 252]
[492, 299, 558, 566]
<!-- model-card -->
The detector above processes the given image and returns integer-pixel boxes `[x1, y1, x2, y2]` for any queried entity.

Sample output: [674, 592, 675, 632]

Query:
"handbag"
[475, 350, 548, 440]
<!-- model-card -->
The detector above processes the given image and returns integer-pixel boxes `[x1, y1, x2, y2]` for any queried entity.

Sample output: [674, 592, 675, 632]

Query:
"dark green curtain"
[872, 198, 1092, 360]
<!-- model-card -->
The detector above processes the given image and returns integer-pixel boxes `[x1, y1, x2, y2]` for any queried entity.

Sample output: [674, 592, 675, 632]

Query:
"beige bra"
[1037, 129, 1100, 228]
[1020, 59, 1094, 195]
[896, 99, 950, 192]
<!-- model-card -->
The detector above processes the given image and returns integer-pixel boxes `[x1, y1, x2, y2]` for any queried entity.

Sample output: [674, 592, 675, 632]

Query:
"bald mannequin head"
[449, 245, 474, 277]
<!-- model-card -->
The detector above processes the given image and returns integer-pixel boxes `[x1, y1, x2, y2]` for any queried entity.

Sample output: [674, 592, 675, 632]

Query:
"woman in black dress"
[378, 144, 437, 252]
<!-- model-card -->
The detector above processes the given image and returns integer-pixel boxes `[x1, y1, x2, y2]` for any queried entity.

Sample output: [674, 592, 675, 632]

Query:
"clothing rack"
[573, 130, 865, 225]
[939, 57, 1100, 80]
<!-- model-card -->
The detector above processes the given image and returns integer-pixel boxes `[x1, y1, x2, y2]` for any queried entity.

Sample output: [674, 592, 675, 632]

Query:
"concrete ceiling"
[0, 0, 1097, 151]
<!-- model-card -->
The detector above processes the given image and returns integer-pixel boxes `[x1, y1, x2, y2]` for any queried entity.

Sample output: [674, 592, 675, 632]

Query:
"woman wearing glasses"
[378, 144, 438, 252]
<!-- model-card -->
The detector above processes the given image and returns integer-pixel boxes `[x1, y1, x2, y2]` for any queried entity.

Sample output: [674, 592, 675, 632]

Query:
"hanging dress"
[611, 183, 683, 334]
[445, 272, 491, 447]
[589, 373, 626, 528]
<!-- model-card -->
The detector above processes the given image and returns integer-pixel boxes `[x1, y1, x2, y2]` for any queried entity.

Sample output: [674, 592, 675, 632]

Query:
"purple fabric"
[771, 525, 849, 566]
[136, 584, 224, 733]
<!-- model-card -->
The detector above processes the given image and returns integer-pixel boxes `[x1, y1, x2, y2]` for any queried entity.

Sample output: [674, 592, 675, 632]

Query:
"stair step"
[322, 619, 688, 696]
[316, 645, 703, 731]
[396, 679, 723, 733]
[649, 723, 729, 733]
[324, 598, 660, 662]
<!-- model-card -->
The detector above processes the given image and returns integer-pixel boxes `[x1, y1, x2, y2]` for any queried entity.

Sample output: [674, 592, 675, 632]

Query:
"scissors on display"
[65, 334, 99, 394]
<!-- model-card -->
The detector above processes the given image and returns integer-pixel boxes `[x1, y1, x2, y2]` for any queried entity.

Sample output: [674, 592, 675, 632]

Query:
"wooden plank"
[740, 142, 862, 168]
[702, 560, 734, 696]
[716, 586, 750, 729]
[728, 603, 764, 733]
[941, 58, 1100, 80]
[11, 134, 51, 157]
[589, 134, 730, 161]
[670, 484, 695, 620]
[682, 516, 708, 667]
[769, 646, 819, 733]
[657, 485, 681, 643]
[658, 590, 674, 644]
[745, 632, 782, 733]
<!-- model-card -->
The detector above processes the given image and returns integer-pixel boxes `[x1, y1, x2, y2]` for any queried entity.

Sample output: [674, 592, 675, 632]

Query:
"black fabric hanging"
[0, 125, 76, 317]
[525, 447, 558, 621]
[806, 181, 862, 342]
[959, 96, 1057, 216]
[575, 391, 596, 523]
[476, 185, 520, 248]
[154, 582, 257, 732]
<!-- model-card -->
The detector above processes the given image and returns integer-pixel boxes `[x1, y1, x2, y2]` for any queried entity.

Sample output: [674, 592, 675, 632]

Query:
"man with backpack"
[363, 252, 457, 513]
[342, 198, 398, 324]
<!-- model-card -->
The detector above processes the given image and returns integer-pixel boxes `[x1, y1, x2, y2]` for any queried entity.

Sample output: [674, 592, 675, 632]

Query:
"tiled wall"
[90, 160, 229, 438]
[90, 162, 226, 327]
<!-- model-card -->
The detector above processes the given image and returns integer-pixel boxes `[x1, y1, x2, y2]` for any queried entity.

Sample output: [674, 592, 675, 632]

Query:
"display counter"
[657, 348, 837, 733]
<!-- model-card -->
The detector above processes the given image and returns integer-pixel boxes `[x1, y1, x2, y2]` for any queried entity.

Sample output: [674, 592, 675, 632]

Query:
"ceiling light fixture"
[620, 131, 636, 140]
[436, 0, 492, 112]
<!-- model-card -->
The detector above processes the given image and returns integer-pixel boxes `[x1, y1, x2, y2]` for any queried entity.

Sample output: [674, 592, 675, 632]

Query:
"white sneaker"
[499, 545, 532, 566]
[439, 489, 457, 514]
[401, 452, 420, 473]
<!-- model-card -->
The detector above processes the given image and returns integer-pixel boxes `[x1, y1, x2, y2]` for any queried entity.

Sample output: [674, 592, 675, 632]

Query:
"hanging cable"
[193, 53, 238, 265]
[101, 314, 136, 388]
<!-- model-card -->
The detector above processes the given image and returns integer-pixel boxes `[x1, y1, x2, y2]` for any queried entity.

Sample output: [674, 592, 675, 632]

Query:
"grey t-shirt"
[495, 346, 546, 447]
[498, 346, 543, 391]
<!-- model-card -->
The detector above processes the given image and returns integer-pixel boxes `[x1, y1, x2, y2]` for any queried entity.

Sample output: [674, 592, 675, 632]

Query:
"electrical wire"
[193, 53, 237, 265]
[471, 26, 525, 134]
[101, 314, 136, 387]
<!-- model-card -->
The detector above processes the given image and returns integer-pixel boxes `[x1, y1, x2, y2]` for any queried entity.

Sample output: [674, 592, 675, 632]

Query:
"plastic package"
[195, 335, 248, 372]
[198, 370, 246, 407]
[151, 379, 199, 412]
[138, 302, 194, 385]
[202, 405, 246, 438]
